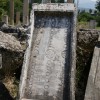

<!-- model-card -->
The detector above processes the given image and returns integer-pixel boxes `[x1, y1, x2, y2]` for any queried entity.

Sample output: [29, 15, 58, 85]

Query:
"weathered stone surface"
[0, 49, 24, 77]
[76, 30, 99, 100]
[0, 31, 23, 52]
[2, 15, 8, 25]
[0, 82, 14, 100]
[89, 20, 96, 29]
[0, 31, 24, 78]
[77, 30, 99, 50]
[84, 35, 100, 100]
[19, 3, 76, 100]
[32, 3, 75, 12]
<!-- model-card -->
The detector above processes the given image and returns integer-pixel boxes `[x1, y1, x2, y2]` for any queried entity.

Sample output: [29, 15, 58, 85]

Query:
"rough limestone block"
[85, 35, 100, 100]
[19, 3, 76, 100]
[2, 15, 8, 25]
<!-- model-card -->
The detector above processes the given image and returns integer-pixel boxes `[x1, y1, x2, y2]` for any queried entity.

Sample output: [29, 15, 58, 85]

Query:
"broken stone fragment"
[0, 31, 23, 52]
[0, 31, 25, 77]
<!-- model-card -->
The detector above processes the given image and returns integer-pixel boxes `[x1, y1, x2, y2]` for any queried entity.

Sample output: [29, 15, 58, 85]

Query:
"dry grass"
[3, 77, 19, 99]
[78, 21, 89, 29]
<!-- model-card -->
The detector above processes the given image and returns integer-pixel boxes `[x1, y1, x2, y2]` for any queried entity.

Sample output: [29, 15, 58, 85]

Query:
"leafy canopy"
[0, 0, 23, 20]
[78, 12, 94, 22]
[95, 0, 100, 12]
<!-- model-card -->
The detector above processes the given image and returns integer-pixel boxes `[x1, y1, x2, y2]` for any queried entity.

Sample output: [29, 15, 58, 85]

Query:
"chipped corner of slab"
[32, 3, 75, 12]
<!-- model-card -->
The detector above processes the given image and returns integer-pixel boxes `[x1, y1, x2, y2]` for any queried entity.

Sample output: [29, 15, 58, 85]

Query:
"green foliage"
[0, 0, 9, 20]
[95, 12, 100, 26]
[31, 0, 42, 3]
[77, 0, 100, 27]
[94, 10, 97, 14]
[95, 0, 100, 26]
[0, 0, 23, 21]
[89, 9, 92, 14]
[14, 0, 23, 12]
[78, 12, 94, 22]
[95, 0, 100, 12]
[0, 0, 64, 21]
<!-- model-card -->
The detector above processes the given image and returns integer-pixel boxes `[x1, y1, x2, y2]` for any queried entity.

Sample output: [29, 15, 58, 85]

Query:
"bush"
[78, 12, 94, 22]
[0, 0, 23, 21]
[95, 12, 100, 26]
[0, 0, 9, 20]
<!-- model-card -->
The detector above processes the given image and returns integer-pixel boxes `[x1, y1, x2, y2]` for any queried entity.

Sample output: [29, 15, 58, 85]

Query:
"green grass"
[96, 27, 100, 30]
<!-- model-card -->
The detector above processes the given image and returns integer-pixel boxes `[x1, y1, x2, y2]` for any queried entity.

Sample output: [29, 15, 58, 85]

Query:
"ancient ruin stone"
[76, 30, 99, 100]
[0, 31, 23, 52]
[0, 31, 24, 78]
[19, 3, 76, 100]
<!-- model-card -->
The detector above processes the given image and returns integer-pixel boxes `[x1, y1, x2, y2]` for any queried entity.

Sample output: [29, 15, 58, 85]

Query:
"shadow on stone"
[96, 41, 100, 48]
[0, 82, 14, 100]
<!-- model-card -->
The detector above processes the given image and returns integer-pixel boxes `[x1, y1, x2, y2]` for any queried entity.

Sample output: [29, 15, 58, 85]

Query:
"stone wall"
[19, 3, 76, 100]
[76, 29, 99, 100]
[0, 48, 24, 78]
[0, 31, 25, 99]
[0, 31, 25, 79]
[84, 35, 100, 100]
[0, 28, 99, 100]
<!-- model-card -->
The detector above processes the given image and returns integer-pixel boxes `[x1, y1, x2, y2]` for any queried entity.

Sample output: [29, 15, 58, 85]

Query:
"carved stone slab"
[19, 3, 76, 100]
[32, 3, 75, 12]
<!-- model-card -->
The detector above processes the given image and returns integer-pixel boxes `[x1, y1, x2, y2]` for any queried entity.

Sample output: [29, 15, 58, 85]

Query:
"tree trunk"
[10, 0, 14, 25]
[23, 0, 29, 25]
[16, 12, 20, 25]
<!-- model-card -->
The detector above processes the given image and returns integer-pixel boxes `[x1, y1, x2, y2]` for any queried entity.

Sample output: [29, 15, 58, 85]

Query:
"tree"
[89, 9, 92, 14]
[78, 9, 80, 14]
[95, 0, 100, 12]
[94, 10, 97, 15]
[31, 0, 41, 3]
[10, 0, 14, 25]
[82, 10, 85, 13]
[95, 12, 100, 26]
[0, 0, 23, 22]
[14, 0, 23, 13]
[23, 0, 29, 25]
[78, 12, 94, 22]
[0, 0, 9, 20]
